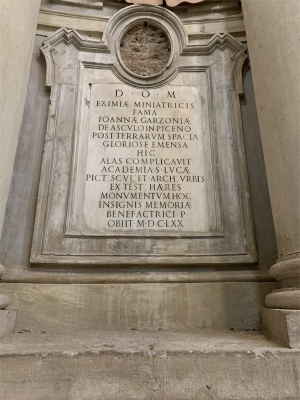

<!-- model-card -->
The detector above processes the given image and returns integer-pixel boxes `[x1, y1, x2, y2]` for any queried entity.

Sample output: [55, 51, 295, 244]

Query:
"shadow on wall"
[240, 63, 277, 268]
[221, 62, 278, 332]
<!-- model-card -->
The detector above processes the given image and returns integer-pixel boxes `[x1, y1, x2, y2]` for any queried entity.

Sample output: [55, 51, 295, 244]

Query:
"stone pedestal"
[242, 0, 300, 346]
[261, 308, 300, 349]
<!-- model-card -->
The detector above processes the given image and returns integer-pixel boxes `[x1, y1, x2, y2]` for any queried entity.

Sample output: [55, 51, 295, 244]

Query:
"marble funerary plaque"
[31, 6, 257, 266]
[71, 83, 210, 235]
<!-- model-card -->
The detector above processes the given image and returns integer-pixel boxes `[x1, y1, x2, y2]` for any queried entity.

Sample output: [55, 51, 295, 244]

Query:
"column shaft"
[0, 0, 41, 236]
[242, 0, 300, 315]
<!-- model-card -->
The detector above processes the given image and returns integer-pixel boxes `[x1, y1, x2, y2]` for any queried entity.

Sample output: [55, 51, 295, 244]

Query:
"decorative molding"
[41, 26, 247, 88]
[37, 2, 245, 40]
[31, 6, 256, 266]
[50, 0, 103, 9]
[2, 270, 273, 284]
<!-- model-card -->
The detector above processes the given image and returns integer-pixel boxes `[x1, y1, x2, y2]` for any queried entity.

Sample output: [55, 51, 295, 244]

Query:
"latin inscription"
[83, 84, 210, 233]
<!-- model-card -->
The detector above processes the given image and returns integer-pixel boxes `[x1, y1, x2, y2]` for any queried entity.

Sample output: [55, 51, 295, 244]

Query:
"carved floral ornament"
[126, 0, 205, 7]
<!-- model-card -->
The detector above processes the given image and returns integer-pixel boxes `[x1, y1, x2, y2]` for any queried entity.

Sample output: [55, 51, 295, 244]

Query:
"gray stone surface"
[242, 0, 300, 264]
[1, 282, 277, 333]
[0, 310, 17, 338]
[0, 35, 49, 272]
[0, 1, 298, 397]
[0, 294, 10, 309]
[0, 330, 299, 399]
[262, 307, 300, 349]
[120, 22, 171, 76]
[37, 0, 246, 42]
[240, 65, 277, 267]
[0, 0, 40, 237]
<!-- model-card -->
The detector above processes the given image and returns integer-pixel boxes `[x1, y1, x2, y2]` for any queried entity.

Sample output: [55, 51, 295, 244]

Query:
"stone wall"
[120, 22, 171, 76]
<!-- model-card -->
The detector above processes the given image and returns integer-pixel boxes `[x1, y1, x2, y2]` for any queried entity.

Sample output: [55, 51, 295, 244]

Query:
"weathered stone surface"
[120, 22, 171, 76]
[266, 258, 300, 310]
[0, 282, 277, 333]
[0, 3, 299, 399]
[0, 310, 17, 338]
[0, 330, 299, 399]
[29, 7, 256, 266]
[0, 36, 50, 272]
[0, 294, 10, 310]
[262, 307, 300, 349]
[0, 37, 277, 272]
[242, 3, 300, 353]
[1, 4, 274, 270]
[242, 0, 300, 264]
[0, 0, 40, 237]
[126, 0, 206, 6]
[37, 1, 245, 42]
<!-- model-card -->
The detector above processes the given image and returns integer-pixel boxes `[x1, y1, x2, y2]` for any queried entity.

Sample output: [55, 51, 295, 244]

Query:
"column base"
[262, 307, 300, 348]
[265, 258, 300, 309]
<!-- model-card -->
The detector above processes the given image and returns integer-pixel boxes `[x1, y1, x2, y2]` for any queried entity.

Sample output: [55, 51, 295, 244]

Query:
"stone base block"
[0, 310, 17, 338]
[0, 330, 299, 400]
[0, 282, 277, 333]
[262, 307, 300, 348]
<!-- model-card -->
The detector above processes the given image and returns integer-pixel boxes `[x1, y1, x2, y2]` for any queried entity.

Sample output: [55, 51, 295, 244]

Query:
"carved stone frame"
[31, 5, 257, 266]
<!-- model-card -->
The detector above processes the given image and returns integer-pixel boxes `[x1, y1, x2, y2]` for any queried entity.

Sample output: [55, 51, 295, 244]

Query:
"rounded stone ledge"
[266, 289, 300, 310]
[269, 258, 300, 286]
[0, 264, 5, 278]
[0, 294, 10, 310]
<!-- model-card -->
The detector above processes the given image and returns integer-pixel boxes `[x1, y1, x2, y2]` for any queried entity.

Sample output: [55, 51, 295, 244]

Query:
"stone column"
[242, 0, 300, 347]
[0, 0, 41, 236]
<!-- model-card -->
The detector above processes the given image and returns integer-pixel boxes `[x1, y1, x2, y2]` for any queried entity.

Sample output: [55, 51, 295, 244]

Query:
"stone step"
[0, 330, 299, 399]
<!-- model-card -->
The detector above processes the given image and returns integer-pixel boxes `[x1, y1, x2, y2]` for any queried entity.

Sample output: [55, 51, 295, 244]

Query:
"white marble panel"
[68, 83, 214, 236]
